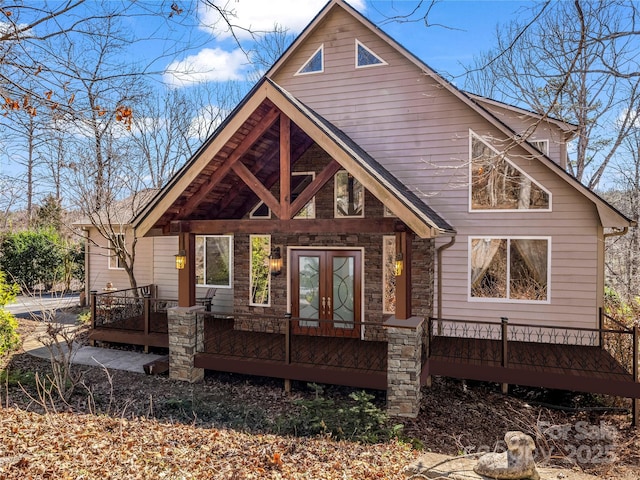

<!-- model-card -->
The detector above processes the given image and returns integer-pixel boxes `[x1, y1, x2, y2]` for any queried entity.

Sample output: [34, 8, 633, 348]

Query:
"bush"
[0, 309, 19, 356]
[0, 271, 19, 357]
[290, 384, 403, 443]
[0, 229, 66, 291]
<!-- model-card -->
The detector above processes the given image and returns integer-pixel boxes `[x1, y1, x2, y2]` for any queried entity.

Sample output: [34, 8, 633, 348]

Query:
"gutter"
[603, 226, 630, 240]
[436, 234, 456, 320]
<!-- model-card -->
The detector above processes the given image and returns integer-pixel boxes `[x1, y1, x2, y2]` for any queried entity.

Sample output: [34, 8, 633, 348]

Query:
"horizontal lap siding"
[152, 236, 178, 299]
[87, 230, 121, 291]
[272, 7, 601, 330]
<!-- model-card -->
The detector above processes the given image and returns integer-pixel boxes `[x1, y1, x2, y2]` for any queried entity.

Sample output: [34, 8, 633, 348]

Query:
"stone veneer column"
[167, 306, 204, 382]
[384, 316, 424, 418]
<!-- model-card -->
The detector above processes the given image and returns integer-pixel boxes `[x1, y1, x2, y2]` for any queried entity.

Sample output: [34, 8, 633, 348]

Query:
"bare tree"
[464, 1, 640, 190]
[604, 127, 640, 301]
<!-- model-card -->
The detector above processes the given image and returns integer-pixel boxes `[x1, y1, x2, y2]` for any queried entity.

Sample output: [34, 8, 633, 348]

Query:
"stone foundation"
[167, 306, 204, 383]
[385, 316, 424, 418]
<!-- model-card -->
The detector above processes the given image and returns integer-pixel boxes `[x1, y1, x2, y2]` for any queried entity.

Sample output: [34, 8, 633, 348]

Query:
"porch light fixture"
[394, 252, 404, 277]
[269, 246, 283, 276]
[175, 249, 186, 270]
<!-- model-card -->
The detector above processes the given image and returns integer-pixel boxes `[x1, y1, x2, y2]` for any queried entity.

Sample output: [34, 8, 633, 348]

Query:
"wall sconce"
[269, 246, 283, 276]
[394, 252, 404, 277]
[175, 249, 186, 270]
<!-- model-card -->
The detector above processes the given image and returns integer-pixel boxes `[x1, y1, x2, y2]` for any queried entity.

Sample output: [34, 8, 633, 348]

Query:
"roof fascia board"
[467, 93, 579, 138]
[134, 84, 270, 237]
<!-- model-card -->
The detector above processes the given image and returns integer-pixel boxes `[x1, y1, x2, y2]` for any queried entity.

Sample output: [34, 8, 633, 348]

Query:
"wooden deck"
[87, 299, 640, 402]
[425, 336, 640, 398]
[89, 312, 169, 349]
[194, 316, 388, 390]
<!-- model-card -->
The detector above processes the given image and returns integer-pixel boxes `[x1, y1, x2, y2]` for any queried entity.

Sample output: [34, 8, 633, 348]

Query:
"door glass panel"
[332, 256, 355, 329]
[298, 256, 320, 327]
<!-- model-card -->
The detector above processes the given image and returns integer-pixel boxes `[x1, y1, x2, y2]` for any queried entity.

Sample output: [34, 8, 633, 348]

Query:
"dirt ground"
[3, 316, 640, 479]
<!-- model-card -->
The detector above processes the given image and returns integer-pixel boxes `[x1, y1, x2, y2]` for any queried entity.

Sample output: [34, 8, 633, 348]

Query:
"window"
[292, 172, 315, 218]
[335, 170, 364, 217]
[250, 235, 270, 306]
[470, 237, 550, 302]
[196, 235, 233, 288]
[250, 202, 270, 219]
[530, 139, 549, 155]
[296, 45, 323, 75]
[383, 236, 396, 314]
[470, 131, 550, 211]
[355, 39, 386, 68]
[249, 172, 315, 219]
[108, 233, 125, 270]
[383, 205, 396, 217]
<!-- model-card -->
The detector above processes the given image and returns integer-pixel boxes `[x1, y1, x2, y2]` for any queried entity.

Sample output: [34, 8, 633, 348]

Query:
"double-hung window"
[108, 233, 125, 270]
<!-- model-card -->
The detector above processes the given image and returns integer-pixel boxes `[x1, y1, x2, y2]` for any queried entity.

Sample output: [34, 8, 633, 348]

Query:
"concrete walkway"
[22, 311, 165, 374]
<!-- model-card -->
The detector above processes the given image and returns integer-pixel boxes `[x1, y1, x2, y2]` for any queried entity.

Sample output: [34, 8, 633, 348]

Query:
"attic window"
[530, 140, 549, 155]
[470, 131, 551, 211]
[296, 45, 323, 75]
[355, 40, 386, 68]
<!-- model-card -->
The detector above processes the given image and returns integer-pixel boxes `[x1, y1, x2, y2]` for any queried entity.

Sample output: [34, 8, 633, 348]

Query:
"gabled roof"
[75, 189, 159, 228]
[265, 0, 632, 229]
[466, 93, 579, 139]
[133, 78, 454, 238]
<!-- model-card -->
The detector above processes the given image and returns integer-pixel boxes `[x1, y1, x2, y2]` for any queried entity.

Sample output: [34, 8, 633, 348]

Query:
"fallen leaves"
[0, 407, 416, 479]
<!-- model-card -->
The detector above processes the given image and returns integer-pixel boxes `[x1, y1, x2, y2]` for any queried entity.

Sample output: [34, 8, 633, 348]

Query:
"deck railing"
[90, 285, 174, 335]
[196, 312, 388, 373]
[427, 316, 639, 378]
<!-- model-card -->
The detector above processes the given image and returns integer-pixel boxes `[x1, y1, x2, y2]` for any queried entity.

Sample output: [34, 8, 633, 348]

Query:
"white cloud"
[163, 48, 246, 87]
[188, 105, 226, 140]
[200, 0, 366, 39]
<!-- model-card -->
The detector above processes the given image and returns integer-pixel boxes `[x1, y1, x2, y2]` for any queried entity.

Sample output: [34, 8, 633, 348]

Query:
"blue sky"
[158, 0, 534, 88]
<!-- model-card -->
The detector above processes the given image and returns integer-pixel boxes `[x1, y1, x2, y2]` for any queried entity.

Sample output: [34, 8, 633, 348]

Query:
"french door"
[291, 249, 362, 337]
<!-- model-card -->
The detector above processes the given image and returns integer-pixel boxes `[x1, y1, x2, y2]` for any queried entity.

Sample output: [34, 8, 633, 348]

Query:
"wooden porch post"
[143, 293, 151, 353]
[90, 290, 97, 347]
[395, 231, 412, 320]
[178, 232, 196, 307]
[501, 317, 509, 394]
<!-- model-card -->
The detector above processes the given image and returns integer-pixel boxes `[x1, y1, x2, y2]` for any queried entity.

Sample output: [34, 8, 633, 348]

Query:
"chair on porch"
[196, 288, 217, 312]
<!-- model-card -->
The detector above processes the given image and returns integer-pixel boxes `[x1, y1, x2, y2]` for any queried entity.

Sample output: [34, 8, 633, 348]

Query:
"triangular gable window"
[470, 131, 551, 211]
[355, 40, 386, 68]
[296, 44, 323, 75]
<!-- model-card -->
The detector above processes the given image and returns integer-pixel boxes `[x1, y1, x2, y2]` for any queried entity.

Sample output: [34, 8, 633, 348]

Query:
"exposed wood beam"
[187, 218, 399, 234]
[178, 107, 281, 220]
[280, 116, 291, 220]
[178, 232, 196, 307]
[395, 231, 412, 320]
[212, 151, 276, 218]
[232, 161, 282, 218]
[290, 160, 341, 218]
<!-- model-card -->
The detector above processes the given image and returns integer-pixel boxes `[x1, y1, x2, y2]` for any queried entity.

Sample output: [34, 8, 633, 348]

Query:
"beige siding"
[152, 236, 179, 299]
[271, 6, 601, 330]
[471, 99, 570, 168]
[86, 227, 151, 292]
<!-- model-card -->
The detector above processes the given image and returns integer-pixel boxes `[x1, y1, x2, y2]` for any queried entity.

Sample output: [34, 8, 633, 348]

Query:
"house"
[88, 0, 640, 420]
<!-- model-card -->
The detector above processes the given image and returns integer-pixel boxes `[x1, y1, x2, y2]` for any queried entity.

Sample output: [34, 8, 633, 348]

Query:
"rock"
[473, 431, 540, 480]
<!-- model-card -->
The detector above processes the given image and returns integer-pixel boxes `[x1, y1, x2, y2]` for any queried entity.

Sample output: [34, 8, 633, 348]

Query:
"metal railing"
[91, 285, 173, 335]
[196, 312, 388, 373]
[426, 315, 639, 378]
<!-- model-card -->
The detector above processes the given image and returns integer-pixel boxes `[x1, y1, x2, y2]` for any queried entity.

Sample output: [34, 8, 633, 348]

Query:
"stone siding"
[167, 306, 204, 382]
[385, 316, 424, 418]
